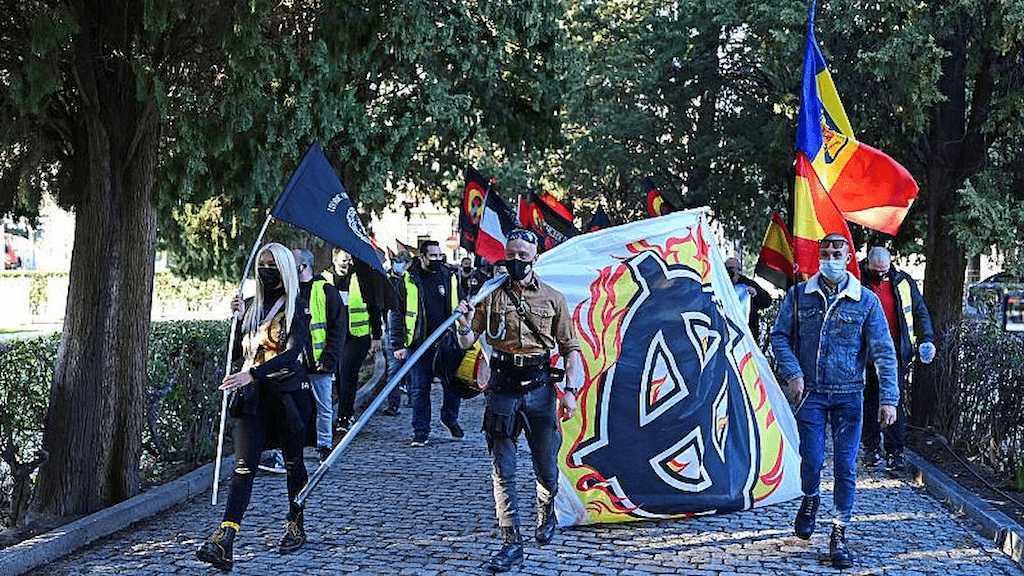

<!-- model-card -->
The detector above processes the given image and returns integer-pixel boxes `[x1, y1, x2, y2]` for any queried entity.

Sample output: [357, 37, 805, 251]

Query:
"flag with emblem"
[519, 191, 579, 252]
[459, 166, 491, 253]
[272, 142, 386, 275]
[534, 208, 802, 526]
[796, 0, 918, 236]
[644, 177, 675, 217]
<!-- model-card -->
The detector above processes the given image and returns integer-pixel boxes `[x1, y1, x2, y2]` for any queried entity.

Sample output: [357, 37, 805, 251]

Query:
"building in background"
[369, 192, 463, 261]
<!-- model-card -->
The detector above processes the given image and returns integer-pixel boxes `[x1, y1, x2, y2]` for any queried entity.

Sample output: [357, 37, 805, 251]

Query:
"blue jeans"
[383, 340, 405, 411]
[308, 372, 334, 449]
[407, 347, 461, 439]
[797, 390, 863, 525]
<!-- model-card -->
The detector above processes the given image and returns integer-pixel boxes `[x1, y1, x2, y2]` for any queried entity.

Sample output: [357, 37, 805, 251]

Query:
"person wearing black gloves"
[196, 243, 314, 570]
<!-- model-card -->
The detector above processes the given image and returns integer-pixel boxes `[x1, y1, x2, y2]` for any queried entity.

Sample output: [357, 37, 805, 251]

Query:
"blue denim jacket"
[770, 273, 900, 406]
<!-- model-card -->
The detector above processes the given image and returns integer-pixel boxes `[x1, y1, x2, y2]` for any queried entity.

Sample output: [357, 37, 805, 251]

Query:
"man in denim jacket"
[770, 233, 898, 569]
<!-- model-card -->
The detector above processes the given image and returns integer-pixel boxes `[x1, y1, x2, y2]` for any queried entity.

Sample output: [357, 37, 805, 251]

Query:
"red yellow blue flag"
[795, 0, 918, 238]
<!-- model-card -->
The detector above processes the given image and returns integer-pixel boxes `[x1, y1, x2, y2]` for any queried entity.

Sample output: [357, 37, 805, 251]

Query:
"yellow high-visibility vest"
[348, 276, 369, 337]
[309, 279, 328, 362]
[896, 277, 916, 347]
[402, 272, 458, 347]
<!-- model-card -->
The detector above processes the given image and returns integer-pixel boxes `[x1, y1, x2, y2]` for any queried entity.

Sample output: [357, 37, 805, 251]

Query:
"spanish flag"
[795, 0, 918, 237]
[754, 212, 796, 290]
[793, 153, 859, 279]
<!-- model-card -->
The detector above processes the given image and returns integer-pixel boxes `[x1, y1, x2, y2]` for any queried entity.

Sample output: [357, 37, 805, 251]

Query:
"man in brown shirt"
[456, 228, 582, 573]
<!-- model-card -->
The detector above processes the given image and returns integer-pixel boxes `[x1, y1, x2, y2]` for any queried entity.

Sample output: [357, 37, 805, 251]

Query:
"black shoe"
[886, 452, 906, 474]
[793, 494, 819, 540]
[382, 405, 400, 416]
[317, 446, 332, 465]
[196, 525, 236, 571]
[862, 448, 883, 468]
[830, 523, 855, 569]
[446, 422, 465, 440]
[535, 500, 556, 545]
[410, 436, 430, 447]
[486, 526, 524, 572]
[278, 508, 306, 554]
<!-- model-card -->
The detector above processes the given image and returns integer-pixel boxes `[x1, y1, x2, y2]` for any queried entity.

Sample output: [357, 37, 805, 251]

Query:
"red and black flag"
[644, 177, 675, 217]
[586, 207, 611, 232]
[519, 191, 579, 252]
[459, 166, 491, 253]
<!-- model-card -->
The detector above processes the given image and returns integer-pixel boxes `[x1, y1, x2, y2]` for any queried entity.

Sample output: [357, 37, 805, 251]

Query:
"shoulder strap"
[501, 283, 548, 346]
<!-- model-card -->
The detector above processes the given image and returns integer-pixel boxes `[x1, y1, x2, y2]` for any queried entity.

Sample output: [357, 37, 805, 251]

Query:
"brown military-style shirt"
[471, 275, 581, 357]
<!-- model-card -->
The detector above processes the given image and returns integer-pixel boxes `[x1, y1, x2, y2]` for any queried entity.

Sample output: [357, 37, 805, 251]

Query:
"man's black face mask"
[501, 259, 533, 282]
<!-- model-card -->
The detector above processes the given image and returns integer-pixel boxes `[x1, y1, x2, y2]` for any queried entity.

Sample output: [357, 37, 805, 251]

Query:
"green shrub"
[934, 319, 1024, 487]
[0, 334, 57, 526]
[0, 320, 229, 528]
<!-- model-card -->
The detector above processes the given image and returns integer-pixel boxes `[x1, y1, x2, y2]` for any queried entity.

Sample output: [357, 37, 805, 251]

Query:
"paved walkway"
[32, 388, 1023, 575]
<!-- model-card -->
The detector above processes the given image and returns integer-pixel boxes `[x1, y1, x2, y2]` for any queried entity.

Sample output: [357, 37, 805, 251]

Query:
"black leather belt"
[492, 350, 550, 368]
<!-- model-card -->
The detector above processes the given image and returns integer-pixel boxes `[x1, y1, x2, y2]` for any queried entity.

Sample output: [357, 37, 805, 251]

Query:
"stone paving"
[31, 387, 1023, 576]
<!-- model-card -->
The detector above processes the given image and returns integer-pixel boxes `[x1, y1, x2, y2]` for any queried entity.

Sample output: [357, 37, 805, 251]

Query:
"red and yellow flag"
[754, 212, 796, 290]
[794, 0, 918, 240]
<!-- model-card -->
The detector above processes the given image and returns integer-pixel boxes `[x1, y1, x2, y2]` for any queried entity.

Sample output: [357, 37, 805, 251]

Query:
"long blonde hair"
[243, 242, 299, 336]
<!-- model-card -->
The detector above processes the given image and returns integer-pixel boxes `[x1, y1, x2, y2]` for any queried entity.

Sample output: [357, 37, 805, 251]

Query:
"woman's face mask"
[258, 266, 282, 289]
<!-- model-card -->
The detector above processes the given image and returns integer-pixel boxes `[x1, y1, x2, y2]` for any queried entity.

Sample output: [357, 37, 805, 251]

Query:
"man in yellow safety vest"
[391, 240, 462, 447]
[325, 247, 383, 435]
[860, 246, 935, 473]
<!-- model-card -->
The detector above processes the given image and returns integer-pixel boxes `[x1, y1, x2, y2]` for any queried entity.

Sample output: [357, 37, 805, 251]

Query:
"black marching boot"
[486, 526, 524, 573]
[278, 506, 307, 554]
[830, 523, 855, 569]
[793, 494, 820, 540]
[196, 524, 236, 571]
[535, 500, 556, 545]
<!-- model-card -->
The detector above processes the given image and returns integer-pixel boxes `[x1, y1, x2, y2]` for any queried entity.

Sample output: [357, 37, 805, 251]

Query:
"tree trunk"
[30, 15, 160, 519]
[913, 173, 967, 428]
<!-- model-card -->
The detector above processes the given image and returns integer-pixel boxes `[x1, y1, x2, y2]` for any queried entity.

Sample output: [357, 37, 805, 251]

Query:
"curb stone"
[0, 456, 234, 576]
[905, 449, 1024, 565]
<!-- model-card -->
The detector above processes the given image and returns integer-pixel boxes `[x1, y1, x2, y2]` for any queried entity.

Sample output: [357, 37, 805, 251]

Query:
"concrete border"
[906, 449, 1024, 565]
[0, 456, 234, 576]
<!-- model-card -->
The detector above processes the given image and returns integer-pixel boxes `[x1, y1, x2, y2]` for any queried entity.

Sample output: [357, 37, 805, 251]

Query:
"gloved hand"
[919, 342, 936, 364]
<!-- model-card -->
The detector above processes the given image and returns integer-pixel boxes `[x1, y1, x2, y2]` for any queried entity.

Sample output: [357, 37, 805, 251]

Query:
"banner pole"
[294, 273, 509, 507]
[212, 213, 273, 506]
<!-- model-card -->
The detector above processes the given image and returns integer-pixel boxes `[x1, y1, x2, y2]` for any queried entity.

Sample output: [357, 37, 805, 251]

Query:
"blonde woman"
[197, 243, 314, 570]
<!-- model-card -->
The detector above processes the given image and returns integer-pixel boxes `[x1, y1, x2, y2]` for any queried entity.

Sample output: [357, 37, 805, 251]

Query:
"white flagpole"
[212, 214, 273, 506]
[294, 273, 508, 507]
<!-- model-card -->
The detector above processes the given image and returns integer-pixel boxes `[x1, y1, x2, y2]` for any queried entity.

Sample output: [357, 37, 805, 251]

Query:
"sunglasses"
[818, 238, 849, 249]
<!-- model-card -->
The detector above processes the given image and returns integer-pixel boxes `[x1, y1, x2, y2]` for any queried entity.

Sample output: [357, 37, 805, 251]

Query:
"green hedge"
[0, 320, 228, 528]
[0, 271, 233, 318]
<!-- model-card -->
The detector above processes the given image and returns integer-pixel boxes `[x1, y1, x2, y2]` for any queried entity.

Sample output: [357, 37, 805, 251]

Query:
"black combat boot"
[485, 526, 524, 573]
[793, 494, 819, 540]
[830, 523, 855, 569]
[535, 500, 556, 545]
[196, 523, 236, 571]
[278, 506, 306, 554]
